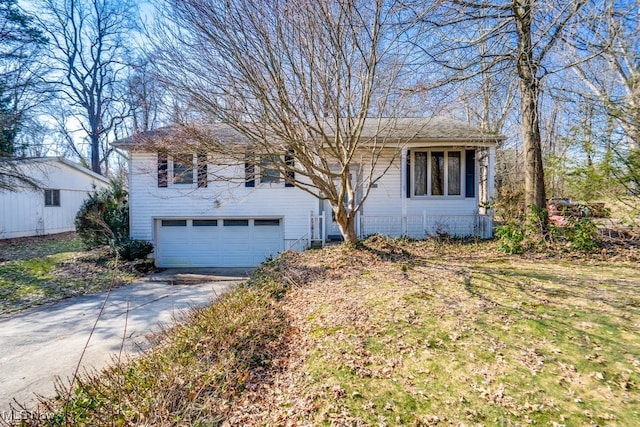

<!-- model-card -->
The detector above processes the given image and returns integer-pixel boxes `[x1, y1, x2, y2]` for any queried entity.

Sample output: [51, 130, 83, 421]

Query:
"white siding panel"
[363, 152, 403, 217]
[0, 189, 42, 239]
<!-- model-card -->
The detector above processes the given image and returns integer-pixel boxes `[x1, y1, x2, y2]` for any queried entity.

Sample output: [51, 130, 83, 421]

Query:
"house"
[0, 157, 110, 239]
[115, 117, 502, 268]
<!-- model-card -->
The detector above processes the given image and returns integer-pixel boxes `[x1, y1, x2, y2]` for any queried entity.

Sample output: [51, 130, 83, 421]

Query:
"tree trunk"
[90, 133, 101, 174]
[520, 80, 546, 209]
[514, 0, 546, 213]
[335, 209, 359, 245]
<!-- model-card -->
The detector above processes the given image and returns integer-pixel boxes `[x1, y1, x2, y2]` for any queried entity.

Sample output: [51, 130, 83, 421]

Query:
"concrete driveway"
[0, 269, 249, 412]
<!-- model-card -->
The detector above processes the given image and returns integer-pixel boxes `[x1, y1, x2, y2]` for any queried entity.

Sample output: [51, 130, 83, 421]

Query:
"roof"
[4, 157, 111, 184]
[113, 117, 505, 150]
[113, 123, 246, 150]
[356, 117, 505, 142]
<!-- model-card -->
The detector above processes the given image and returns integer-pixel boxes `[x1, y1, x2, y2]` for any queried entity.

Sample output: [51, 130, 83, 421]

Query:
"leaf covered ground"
[20, 237, 640, 426]
[0, 233, 141, 315]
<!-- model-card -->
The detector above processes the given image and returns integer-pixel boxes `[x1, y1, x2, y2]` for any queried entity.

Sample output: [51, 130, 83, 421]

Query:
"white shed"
[0, 157, 110, 239]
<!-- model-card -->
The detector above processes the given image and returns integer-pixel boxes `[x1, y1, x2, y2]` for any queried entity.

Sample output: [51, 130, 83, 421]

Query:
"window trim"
[44, 189, 60, 207]
[411, 149, 466, 198]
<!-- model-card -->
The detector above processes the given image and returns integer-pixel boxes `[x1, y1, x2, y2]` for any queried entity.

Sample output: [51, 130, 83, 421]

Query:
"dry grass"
[0, 233, 142, 315]
[226, 238, 640, 426]
[16, 237, 640, 426]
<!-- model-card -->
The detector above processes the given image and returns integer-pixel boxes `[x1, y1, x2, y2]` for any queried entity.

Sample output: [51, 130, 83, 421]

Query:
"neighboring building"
[0, 157, 110, 239]
[115, 117, 503, 268]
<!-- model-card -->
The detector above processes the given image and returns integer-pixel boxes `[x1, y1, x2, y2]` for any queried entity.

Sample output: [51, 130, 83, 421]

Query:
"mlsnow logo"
[2, 410, 55, 421]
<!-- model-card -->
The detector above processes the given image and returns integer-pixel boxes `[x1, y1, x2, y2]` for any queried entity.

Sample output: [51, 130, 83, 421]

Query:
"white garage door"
[155, 218, 284, 267]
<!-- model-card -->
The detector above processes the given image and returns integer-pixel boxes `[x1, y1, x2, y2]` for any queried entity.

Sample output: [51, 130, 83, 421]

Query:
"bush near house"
[75, 180, 153, 261]
[75, 180, 129, 249]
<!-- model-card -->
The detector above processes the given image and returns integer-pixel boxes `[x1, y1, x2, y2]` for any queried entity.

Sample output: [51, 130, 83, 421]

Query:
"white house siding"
[0, 159, 109, 239]
[128, 152, 319, 259]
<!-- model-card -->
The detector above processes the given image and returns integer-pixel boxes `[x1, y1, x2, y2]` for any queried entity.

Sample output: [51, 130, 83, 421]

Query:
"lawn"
[21, 237, 640, 426]
[0, 233, 140, 315]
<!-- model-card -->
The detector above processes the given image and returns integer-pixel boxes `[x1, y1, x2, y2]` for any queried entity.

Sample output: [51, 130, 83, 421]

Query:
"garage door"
[155, 218, 284, 267]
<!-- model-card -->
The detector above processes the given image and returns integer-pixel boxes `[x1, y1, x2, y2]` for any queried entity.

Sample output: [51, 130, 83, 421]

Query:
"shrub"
[495, 221, 526, 254]
[75, 180, 129, 249]
[115, 238, 154, 261]
[550, 217, 600, 252]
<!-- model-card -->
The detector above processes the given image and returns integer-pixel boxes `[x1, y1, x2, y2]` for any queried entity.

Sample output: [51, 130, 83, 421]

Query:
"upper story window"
[44, 189, 60, 206]
[260, 155, 281, 184]
[158, 152, 208, 188]
[172, 154, 195, 185]
[413, 150, 462, 197]
[245, 151, 294, 188]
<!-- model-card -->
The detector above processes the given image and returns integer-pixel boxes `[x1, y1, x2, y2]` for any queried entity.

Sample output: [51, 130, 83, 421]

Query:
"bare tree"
[421, 0, 588, 221]
[561, 0, 640, 203]
[34, 0, 138, 175]
[153, 0, 432, 243]
[125, 55, 166, 133]
[567, 0, 639, 150]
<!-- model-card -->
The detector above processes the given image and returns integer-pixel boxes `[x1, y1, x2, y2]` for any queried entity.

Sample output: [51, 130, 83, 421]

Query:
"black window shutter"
[405, 150, 411, 198]
[197, 153, 207, 188]
[245, 153, 255, 187]
[465, 149, 475, 198]
[158, 152, 168, 188]
[285, 150, 294, 187]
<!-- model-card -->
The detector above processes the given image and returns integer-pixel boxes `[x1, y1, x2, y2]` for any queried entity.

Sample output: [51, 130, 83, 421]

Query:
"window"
[193, 220, 218, 226]
[260, 155, 281, 184]
[431, 151, 445, 195]
[413, 150, 462, 197]
[255, 219, 280, 226]
[448, 151, 461, 196]
[245, 152, 295, 187]
[224, 219, 249, 226]
[159, 153, 207, 188]
[172, 154, 195, 185]
[162, 219, 187, 227]
[44, 189, 60, 207]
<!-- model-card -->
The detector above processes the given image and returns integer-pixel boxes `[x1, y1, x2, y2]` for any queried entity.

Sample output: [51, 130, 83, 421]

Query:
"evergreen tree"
[0, 0, 45, 156]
